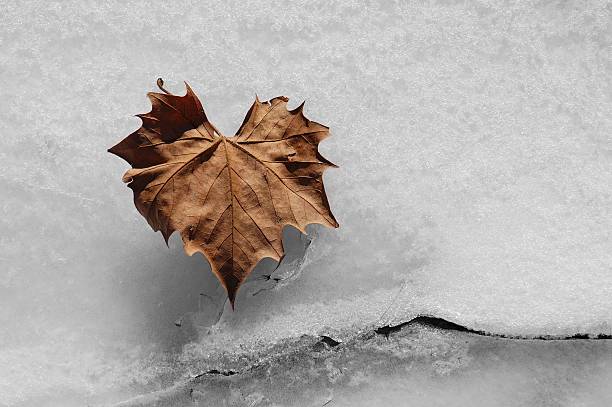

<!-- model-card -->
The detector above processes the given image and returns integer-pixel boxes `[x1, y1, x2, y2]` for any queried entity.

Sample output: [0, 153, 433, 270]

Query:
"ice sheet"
[117, 322, 612, 407]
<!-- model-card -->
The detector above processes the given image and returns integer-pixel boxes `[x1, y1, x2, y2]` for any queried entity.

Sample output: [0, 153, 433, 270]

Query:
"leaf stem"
[156, 77, 173, 95]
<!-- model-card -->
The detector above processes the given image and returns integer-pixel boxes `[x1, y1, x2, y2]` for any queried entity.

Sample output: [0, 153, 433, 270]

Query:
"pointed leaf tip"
[227, 286, 237, 311]
[291, 101, 305, 113]
[183, 81, 194, 93]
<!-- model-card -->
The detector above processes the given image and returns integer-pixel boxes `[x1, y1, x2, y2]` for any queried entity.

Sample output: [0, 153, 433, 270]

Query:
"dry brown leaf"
[109, 80, 338, 308]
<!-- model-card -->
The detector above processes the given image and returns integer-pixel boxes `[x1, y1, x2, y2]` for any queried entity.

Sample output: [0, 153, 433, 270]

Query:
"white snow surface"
[1, 0, 611, 405]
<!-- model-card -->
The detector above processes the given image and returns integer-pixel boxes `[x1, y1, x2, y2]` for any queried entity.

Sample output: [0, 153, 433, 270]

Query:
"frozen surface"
[1, 0, 611, 405]
[118, 322, 612, 407]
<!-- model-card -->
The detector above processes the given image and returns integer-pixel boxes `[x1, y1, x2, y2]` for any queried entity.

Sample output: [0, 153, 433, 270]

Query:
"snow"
[1, 0, 611, 405]
[118, 322, 612, 407]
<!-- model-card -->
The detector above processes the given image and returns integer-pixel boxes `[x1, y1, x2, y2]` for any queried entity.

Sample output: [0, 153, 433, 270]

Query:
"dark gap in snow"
[194, 369, 238, 379]
[319, 335, 341, 347]
[375, 316, 612, 340]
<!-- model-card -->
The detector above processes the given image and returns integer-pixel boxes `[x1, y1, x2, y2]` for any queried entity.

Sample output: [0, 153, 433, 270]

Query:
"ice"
[116, 322, 612, 407]
[1, 0, 611, 405]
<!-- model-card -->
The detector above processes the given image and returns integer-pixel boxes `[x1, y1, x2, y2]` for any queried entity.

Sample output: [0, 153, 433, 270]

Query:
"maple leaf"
[109, 79, 338, 308]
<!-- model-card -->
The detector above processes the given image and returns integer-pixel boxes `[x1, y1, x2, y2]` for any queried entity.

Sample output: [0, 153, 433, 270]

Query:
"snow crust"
[1, 0, 611, 405]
